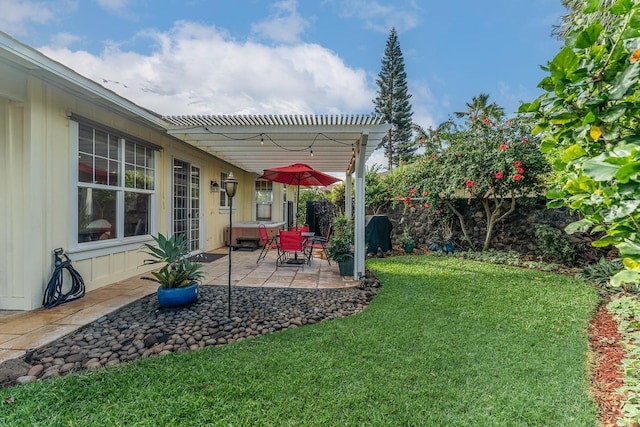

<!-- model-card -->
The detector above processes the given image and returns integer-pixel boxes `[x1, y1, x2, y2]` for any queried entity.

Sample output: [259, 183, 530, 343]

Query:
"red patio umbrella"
[259, 163, 341, 226]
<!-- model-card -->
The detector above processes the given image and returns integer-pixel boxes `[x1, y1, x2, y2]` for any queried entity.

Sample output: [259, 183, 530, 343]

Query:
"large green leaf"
[603, 200, 640, 222]
[609, 62, 640, 100]
[618, 239, 640, 257]
[611, 269, 640, 286]
[610, 0, 633, 15]
[600, 105, 628, 123]
[549, 47, 580, 80]
[583, 155, 620, 180]
[565, 218, 594, 234]
[574, 23, 603, 49]
[562, 144, 587, 162]
[550, 112, 579, 125]
[616, 161, 640, 183]
[540, 138, 556, 153]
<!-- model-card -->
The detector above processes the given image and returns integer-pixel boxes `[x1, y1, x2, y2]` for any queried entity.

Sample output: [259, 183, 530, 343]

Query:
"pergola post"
[353, 133, 368, 281]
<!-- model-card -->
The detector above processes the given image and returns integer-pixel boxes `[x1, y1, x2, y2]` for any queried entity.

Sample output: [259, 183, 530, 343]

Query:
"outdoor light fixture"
[224, 172, 238, 198]
[210, 180, 219, 191]
[223, 172, 238, 317]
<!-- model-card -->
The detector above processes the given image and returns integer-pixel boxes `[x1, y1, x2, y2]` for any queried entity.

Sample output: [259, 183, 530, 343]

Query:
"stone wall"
[378, 197, 606, 262]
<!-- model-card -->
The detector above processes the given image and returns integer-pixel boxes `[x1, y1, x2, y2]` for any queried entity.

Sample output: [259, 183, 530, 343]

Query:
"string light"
[260, 135, 264, 145]
[310, 149, 314, 157]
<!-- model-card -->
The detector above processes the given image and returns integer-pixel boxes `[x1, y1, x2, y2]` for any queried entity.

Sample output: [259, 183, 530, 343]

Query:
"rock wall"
[378, 197, 605, 262]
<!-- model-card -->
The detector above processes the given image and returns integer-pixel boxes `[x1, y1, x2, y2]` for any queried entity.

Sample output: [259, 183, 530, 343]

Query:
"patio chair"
[256, 224, 278, 263]
[276, 230, 305, 270]
[308, 226, 332, 265]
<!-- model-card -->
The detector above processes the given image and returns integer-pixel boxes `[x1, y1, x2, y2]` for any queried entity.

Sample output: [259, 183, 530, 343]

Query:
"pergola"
[163, 114, 391, 280]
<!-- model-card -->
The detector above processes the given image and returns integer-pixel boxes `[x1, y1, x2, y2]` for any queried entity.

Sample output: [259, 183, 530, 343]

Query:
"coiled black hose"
[42, 248, 85, 309]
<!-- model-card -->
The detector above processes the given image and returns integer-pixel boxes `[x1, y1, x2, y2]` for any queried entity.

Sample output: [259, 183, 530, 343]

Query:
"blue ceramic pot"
[157, 282, 199, 308]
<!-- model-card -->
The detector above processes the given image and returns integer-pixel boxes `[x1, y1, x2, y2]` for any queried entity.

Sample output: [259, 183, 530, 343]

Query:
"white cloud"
[251, 0, 310, 44]
[38, 21, 375, 116]
[0, 0, 56, 36]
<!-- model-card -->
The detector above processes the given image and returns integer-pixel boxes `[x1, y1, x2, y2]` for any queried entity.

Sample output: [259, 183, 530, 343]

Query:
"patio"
[0, 247, 356, 365]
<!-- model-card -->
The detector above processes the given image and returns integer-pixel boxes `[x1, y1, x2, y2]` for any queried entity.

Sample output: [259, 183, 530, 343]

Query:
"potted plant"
[326, 214, 354, 276]
[142, 233, 205, 308]
[428, 221, 454, 254]
[400, 225, 415, 253]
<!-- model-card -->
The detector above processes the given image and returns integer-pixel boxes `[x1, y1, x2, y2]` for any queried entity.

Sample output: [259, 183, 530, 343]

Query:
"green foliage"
[534, 224, 577, 265]
[606, 295, 640, 426]
[142, 233, 204, 288]
[326, 214, 354, 263]
[399, 225, 414, 245]
[576, 257, 628, 294]
[0, 257, 599, 426]
[522, 0, 640, 286]
[451, 249, 562, 272]
[373, 27, 416, 169]
[399, 106, 550, 251]
[365, 165, 395, 214]
[296, 187, 328, 225]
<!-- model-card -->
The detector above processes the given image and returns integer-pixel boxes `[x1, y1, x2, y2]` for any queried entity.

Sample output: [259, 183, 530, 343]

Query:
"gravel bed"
[1, 279, 380, 388]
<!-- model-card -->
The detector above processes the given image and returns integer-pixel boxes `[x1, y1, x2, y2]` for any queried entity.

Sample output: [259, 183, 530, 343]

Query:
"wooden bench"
[232, 237, 261, 251]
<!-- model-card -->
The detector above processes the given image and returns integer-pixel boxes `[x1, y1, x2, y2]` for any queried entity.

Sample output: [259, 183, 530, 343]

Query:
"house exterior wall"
[0, 67, 255, 311]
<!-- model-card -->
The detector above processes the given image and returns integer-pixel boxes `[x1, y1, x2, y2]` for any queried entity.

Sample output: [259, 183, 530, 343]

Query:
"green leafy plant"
[326, 214, 354, 263]
[521, 0, 640, 286]
[399, 225, 414, 246]
[534, 224, 577, 265]
[577, 257, 625, 290]
[396, 104, 549, 251]
[142, 233, 204, 288]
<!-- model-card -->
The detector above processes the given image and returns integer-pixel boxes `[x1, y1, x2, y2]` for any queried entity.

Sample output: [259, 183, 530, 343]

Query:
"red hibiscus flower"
[466, 180, 473, 188]
[430, 154, 437, 160]
[499, 143, 508, 151]
[424, 203, 430, 208]
[514, 160, 522, 167]
[422, 191, 428, 196]
[522, 137, 528, 144]
[409, 188, 416, 194]
[517, 167, 524, 174]
[435, 209, 441, 215]
[513, 174, 522, 181]
[495, 171, 503, 179]
[483, 118, 490, 125]
[506, 120, 512, 126]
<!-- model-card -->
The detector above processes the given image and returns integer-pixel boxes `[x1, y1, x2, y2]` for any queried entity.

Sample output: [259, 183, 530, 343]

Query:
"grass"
[0, 256, 600, 426]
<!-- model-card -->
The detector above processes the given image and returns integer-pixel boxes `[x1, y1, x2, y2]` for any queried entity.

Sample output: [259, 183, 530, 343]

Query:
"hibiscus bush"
[400, 113, 550, 250]
[521, 0, 640, 286]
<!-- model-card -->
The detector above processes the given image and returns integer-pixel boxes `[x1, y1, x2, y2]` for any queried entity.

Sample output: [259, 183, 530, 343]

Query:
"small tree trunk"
[481, 197, 517, 251]
[444, 200, 475, 251]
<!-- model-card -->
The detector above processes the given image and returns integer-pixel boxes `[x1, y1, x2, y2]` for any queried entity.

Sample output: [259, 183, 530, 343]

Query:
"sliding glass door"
[173, 159, 201, 252]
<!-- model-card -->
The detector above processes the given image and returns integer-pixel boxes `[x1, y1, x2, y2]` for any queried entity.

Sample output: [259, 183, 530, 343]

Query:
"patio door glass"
[173, 159, 201, 252]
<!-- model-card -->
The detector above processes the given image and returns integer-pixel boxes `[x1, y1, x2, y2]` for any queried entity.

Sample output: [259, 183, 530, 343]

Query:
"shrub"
[534, 224, 576, 266]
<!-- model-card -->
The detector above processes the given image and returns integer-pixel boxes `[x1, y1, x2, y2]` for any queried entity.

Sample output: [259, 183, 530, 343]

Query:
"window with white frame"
[219, 171, 231, 208]
[255, 179, 273, 221]
[76, 122, 156, 244]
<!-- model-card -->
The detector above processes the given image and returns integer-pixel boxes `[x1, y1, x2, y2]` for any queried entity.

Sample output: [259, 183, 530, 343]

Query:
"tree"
[373, 27, 416, 170]
[399, 110, 549, 251]
[522, 0, 640, 287]
[552, 0, 617, 40]
[453, 93, 504, 122]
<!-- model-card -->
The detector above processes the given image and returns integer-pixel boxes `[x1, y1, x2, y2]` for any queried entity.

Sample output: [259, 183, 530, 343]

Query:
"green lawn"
[0, 256, 600, 426]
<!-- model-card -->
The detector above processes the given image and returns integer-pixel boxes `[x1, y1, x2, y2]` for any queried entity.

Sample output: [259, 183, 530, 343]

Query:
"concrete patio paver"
[0, 247, 355, 364]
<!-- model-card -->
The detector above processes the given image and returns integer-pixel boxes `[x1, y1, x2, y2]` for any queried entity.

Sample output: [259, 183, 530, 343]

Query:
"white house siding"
[0, 70, 255, 310]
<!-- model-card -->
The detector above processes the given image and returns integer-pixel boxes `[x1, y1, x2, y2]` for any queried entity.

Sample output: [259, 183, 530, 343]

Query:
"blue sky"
[2, 0, 565, 168]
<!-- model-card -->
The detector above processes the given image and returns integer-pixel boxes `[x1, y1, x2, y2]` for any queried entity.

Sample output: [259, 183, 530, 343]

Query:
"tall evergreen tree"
[373, 28, 415, 170]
